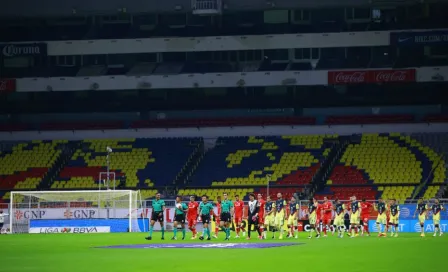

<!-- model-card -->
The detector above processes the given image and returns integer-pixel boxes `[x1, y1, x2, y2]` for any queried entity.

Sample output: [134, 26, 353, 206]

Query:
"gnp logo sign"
[29, 226, 110, 234]
[15, 210, 46, 220]
[64, 209, 96, 219]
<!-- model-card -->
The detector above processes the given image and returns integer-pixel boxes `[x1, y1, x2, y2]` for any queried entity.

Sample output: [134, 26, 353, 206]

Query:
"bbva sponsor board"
[30, 218, 149, 233]
[29, 226, 110, 234]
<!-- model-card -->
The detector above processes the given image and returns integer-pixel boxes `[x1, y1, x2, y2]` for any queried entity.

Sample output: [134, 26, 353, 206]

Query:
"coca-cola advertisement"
[328, 69, 416, 84]
[1, 43, 47, 58]
[0, 78, 16, 93]
[372, 69, 416, 83]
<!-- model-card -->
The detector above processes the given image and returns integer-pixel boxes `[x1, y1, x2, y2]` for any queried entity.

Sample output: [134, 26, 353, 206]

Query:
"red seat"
[423, 114, 448, 123]
[131, 116, 316, 129]
[326, 115, 414, 125]
[40, 121, 123, 131]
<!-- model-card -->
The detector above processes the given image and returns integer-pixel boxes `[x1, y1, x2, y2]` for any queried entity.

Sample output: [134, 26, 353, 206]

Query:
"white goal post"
[10, 190, 145, 234]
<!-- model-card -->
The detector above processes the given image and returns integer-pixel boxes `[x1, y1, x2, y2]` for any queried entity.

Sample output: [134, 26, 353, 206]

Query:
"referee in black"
[247, 193, 259, 239]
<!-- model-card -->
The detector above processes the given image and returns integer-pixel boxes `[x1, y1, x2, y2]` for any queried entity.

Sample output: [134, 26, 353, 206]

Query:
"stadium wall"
[1, 123, 447, 141]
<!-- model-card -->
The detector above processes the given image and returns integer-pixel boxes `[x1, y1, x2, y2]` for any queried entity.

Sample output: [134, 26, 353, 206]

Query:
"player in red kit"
[187, 195, 199, 239]
[257, 193, 266, 239]
[234, 195, 245, 238]
[213, 196, 222, 238]
[360, 198, 372, 236]
[315, 201, 323, 238]
[322, 197, 333, 237]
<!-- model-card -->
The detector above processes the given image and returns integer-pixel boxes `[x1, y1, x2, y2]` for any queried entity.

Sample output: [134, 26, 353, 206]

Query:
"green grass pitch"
[0, 232, 446, 272]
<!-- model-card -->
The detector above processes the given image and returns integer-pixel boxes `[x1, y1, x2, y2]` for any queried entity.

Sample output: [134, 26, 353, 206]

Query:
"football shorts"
[309, 212, 317, 225]
[418, 214, 426, 224]
[350, 213, 359, 224]
[234, 216, 243, 225]
[275, 212, 285, 226]
[220, 212, 231, 223]
[264, 215, 274, 226]
[201, 214, 211, 224]
[433, 213, 441, 225]
[333, 214, 344, 226]
[187, 218, 197, 227]
[376, 213, 387, 225]
[287, 215, 298, 226]
[389, 214, 399, 225]
[322, 216, 332, 225]
[151, 211, 164, 222]
[174, 214, 185, 223]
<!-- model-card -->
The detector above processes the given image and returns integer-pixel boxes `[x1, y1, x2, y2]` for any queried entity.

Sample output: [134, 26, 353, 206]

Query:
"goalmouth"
[9, 190, 146, 234]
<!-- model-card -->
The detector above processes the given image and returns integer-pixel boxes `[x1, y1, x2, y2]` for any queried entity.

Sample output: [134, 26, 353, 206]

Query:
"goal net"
[10, 190, 145, 234]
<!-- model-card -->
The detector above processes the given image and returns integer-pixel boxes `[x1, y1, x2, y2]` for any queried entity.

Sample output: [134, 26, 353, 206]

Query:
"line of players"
[144, 192, 445, 241]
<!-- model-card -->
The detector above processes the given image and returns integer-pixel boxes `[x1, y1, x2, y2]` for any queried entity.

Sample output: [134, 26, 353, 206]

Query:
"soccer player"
[315, 200, 323, 238]
[198, 195, 213, 241]
[187, 195, 199, 239]
[385, 199, 391, 234]
[257, 193, 266, 239]
[333, 199, 345, 238]
[213, 196, 222, 238]
[321, 196, 333, 237]
[234, 195, 245, 238]
[0, 210, 8, 234]
[413, 198, 428, 237]
[264, 195, 275, 239]
[348, 196, 360, 238]
[388, 199, 400, 237]
[145, 192, 165, 240]
[307, 198, 319, 239]
[247, 193, 259, 239]
[220, 193, 234, 240]
[360, 198, 373, 236]
[172, 196, 188, 240]
[374, 198, 387, 237]
[287, 197, 299, 239]
[430, 199, 445, 237]
[274, 193, 287, 239]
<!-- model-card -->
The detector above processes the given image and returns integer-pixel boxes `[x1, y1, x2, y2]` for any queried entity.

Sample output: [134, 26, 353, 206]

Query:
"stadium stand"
[0, 130, 446, 203]
[0, 140, 67, 202]
[186, 135, 336, 200]
[51, 138, 200, 191]
[323, 133, 447, 202]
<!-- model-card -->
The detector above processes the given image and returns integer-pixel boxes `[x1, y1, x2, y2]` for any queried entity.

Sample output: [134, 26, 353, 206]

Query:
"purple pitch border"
[99, 243, 303, 249]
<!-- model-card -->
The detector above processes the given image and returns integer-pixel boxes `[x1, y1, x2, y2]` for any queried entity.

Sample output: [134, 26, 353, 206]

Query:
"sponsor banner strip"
[1, 43, 47, 58]
[368, 219, 448, 233]
[390, 31, 448, 46]
[30, 219, 148, 233]
[328, 69, 416, 84]
[29, 226, 110, 234]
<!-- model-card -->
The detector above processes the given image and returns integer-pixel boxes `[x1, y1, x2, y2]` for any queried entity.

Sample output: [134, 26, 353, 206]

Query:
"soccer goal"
[9, 190, 145, 234]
